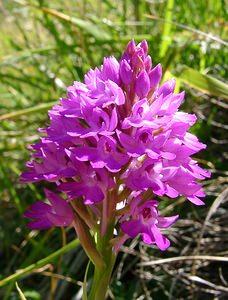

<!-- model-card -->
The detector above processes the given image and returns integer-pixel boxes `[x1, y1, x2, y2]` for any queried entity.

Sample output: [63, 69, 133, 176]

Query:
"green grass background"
[0, 1, 227, 299]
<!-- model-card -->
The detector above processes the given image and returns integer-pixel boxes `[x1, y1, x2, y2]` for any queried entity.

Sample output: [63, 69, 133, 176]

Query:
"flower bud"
[132, 49, 145, 74]
[158, 78, 176, 97]
[149, 63, 162, 89]
[145, 55, 152, 73]
[126, 40, 136, 56]
[135, 70, 150, 98]
[120, 59, 132, 85]
[140, 40, 148, 57]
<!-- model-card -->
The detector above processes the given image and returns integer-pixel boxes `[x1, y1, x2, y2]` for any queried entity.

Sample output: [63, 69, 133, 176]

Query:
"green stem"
[88, 222, 117, 300]
[89, 261, 115, 300]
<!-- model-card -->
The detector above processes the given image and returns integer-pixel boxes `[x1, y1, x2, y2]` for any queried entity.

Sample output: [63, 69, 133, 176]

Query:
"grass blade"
[16, 282, 27, 300]
[40, 7, 111, 42]
[159, 0, 174, 58]
[145, 15, 228, 46]
[82, 261, 91, 300]
[0, 239, 80, 287]
[0, 47, 57, 66]
[0, 101, 57, 121]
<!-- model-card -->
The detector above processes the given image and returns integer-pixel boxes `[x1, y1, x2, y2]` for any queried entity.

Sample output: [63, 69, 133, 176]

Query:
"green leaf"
[0, 239, 80, 287]
[175, 65, 228, 99]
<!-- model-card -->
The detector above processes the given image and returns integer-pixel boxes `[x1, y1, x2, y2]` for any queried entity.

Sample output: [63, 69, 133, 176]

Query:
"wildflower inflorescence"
[22, 40, 210, 251]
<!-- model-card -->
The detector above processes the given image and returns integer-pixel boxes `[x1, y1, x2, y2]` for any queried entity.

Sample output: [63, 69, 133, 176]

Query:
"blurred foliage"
[0, 0, 227, 299]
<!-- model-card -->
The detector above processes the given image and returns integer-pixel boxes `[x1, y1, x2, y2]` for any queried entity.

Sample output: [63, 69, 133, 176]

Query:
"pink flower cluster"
[21, 40, 210, 251]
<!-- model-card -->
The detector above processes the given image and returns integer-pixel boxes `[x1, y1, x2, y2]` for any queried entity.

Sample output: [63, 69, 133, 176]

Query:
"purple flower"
[119, 59, 132, 85]
[135, 70, 150, 98]
[149, 64, 162, 90]
[21, 141, 77, 183]
[22, 40, 210, 250]
[120, 198, 178, 251]
[24, 189, 74, 229]
[58, 160, 114, 204]
[71, 136, 129, 172]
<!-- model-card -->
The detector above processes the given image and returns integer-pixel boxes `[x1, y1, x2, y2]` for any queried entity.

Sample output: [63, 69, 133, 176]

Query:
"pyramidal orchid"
[21, 40, 210, 299]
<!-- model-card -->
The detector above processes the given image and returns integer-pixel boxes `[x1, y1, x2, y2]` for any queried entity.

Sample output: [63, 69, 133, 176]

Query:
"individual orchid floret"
[24, 189, 74, 230]
[21, 141, 77, 183]
[119, 59, 132, 85]
[120, 199, 178, 251]
[58, 159, 113, 204]
[149, 63, 162, 90]
[135, 70, 150, 98]
[71, 136, 129, 172]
